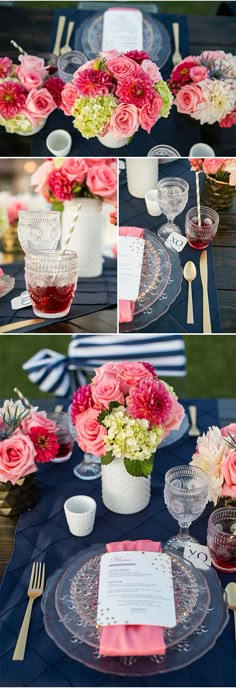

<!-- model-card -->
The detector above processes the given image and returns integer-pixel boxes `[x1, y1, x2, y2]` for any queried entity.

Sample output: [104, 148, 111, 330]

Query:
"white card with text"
[184, 544, 211, 570]
[119, 236, 144, 301]
[165, 231, 188, 252]
[102, 9, 143, 52]
[97, 551, 176, 627]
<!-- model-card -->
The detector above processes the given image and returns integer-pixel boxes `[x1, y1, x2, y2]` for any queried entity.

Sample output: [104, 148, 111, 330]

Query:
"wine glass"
[157, 177, 189, 238]
[164, 465, 209, 555]
[68, 405, 101, 480]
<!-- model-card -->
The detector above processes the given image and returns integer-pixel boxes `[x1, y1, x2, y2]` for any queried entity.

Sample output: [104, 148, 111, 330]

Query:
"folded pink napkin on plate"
[119, 227, 144, 323]
[99, 539, 166, 657]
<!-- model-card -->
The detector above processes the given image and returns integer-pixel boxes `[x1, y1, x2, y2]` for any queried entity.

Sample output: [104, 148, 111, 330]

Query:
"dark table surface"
[0, 7, 235, 156]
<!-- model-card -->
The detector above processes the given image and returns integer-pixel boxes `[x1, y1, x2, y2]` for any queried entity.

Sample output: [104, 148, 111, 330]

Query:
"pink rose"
[116, 362, 154, 394]
[221, 451, 236, 499]
[18, 68, 43, 91]
[109, 103, 139, 140]
[24, 88, 56, 123]
[141, 59, 162, 83]
[189, 66, 208, 83]
[162, 393, 185, 439]
[139, 93, 162, 133]
[93, 362, 119, 384]
[100, 50, 120, 60]
[202, 158, 223, 175]
[0, 433, 37, 485]
[21, 411, 57, 434]
[86, 163, 117, 200]
[92, 375, 124, 410]
[75, 408, 107, 455]
[107, 55, 139, 80]
[221, 423, 236, 438]
[60, 82, 78, 116]
[61, 158, 88, 183]
[30, 159, 54, 195]
[18, 54, 47, 78]
[85, 158, 116, 166]
[175, 84, 204, 114]
[7, 200, 27, 225]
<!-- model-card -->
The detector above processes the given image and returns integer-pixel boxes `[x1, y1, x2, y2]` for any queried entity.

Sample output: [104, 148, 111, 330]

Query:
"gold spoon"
[225, 582, 236, 646]
[183, 261, 197, 324]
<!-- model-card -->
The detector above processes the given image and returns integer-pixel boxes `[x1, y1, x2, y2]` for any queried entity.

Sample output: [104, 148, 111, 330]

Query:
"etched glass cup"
[18, 211, 61, 253]
[57, 51, 87, 82]
[157, 177, 189, 238]
[24, 250, 78, 318]
[48, 412, 74, 462]
[164, 465, 209, 555]
[207, 507, 236, 572]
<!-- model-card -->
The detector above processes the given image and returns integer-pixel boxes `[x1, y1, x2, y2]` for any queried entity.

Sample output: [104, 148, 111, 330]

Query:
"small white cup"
[46, 129, 72, 157]
[64, 495, 96, 536]
[189, 143, 215, 157]
[145, 189, 162, 216]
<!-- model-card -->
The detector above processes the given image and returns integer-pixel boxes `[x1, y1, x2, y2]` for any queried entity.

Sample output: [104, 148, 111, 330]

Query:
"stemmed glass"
[68, 404, 101, 481]
[157, 177, 189, 238]
[164, 465, 209, 555]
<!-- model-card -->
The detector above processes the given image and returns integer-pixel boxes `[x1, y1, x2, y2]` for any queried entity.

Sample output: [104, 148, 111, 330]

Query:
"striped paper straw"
[10, 40, 28, 55]
[14, 387, 32, 409]
[60, 203, 82, 255]
[195, 171, 201, 227]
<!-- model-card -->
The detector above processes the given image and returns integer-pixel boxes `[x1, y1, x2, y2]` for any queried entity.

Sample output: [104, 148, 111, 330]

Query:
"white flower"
[225, 53, 236, 79]
[191, 426, 226, 505]
[192, 78, 236, 125]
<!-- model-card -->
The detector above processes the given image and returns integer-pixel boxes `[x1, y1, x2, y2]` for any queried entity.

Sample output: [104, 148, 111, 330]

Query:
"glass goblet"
[157, 177, 189, 238]
[164, 465, 209, 555]
[68, 405, 101, 480]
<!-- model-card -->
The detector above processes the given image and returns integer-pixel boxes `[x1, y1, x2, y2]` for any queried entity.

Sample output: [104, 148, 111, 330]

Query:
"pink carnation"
[0, 57, 13, 79]
[61, 158, 88, 183]
[126, 379, 172, 427]
[71, 385, 93, 425]
[0, 81, 27, 119]
[116, 73, 154, 108]
[48, 169, 74, 201]
[139, 93, 162, 133]
[61, 82, 77, 116]
[74, 68, 114, 96]
[202, 158, 224, 175]
[45, 76, 64, 107]
[75, 408, 107, 456]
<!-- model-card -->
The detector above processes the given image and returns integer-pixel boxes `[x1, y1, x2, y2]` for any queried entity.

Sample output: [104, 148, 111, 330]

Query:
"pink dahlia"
[116, 73, 154, 108]
[74, 68, 114, 97]
[139, 362, 157, 378]
[0, 81, 27, 119]
[0, 57, 13, 79]
[125, 50, 150, 64]
[45, 76, 64, 107]
[171, 59, 197, 86]
[48, 169, 74, 202]
[126, 379, 172, 427]
[71, 385, 93, 425]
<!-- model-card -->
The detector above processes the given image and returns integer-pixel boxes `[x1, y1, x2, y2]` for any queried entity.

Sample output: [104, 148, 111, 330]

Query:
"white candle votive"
[189, 143, 215, 157]
[46, 129, 72, 157]
[64, 495, 97, 536]
[145, 189, 162, 216]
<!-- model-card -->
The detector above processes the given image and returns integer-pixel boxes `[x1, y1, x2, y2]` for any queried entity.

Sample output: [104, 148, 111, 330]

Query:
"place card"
[102, 9, 143, 52]
[119, 236, 144, 301]
[97, 551, 176, 627]
[184, 544, 211, 570]
[165, 231, 188, 253]
[11, 291, 31, 310]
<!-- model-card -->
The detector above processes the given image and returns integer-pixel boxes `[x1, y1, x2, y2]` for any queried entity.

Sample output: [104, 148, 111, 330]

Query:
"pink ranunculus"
[92, 375, 124, 410]
[61, 158, 88, 183]
[189, 65, 208, 83]
[30, 159, 54, 194]
[0, 432, 37, 485]
[221, 451, 236, 499]
[174, 83, 204, 114]
[161, 393, 185, 439]
[18, 54, 47, 78]
[20, 410, 57, 435]
[141, 59, 162, 83]
[86, 163, 117, 199]
[107, 55, 139, 80]
[61, 82, 78, 116]
[75, 408, 107, 456]
[18, 68, 43, 91]
[202, 158, 224, 175]
[7, 200, 27, 225]
[116, 361, 154, 394]
[109, 103, 139, 140]
[139, 93, 162, 133]
[24, 88, 56, 122]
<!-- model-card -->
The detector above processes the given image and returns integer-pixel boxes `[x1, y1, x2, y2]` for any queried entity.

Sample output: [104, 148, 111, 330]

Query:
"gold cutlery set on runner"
[183, 251, 212, 333]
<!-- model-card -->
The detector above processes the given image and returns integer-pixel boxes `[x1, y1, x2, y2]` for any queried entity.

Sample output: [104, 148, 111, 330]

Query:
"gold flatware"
[172, 23, 182, 66]
[183, 261, 197, 324]
[188, 405, 200, 437]
[52, 15, 66, 56]
[60, 21, 75, 54]
[12, 562, 45, 661]
[0, 319, 44, 333]
[199, 250, 212, 333]
[54, 404, 64, 412]
[225, 582, 236, 645]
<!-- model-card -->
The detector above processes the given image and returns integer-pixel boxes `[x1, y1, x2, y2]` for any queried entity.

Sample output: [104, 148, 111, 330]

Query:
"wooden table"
[0, 398, 235, 578]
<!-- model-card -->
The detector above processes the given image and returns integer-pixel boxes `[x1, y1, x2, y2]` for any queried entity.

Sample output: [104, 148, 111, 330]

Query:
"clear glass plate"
[74, 12, 171, 67]
[0, 273, 15, 299]
[55, 545, 210, 650]
[42, 549, 228, 676]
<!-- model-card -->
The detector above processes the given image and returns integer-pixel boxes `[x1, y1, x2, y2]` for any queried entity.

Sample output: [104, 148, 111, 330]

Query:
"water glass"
[25, 250, 78, 318]
[207, 507, 236, 572]
[164, 464, 209, 555]
[57, 50, 87, 82]
[18, 211, 61, 253]
[49, 412, 74, 462]
[185, 206, 219, 249]
[157, 177, 189, 238]
[147, 145, 180, 159]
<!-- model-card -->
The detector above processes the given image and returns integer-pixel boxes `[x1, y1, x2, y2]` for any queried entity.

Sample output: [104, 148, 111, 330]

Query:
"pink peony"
[0, 432, 37, 485]
[61, 82, 77, 116]
[61, 158, 88, 183]
[48, 169, 74, 201]
[127, 379, 172, 427]
[86, 163, 117, 200]
[92, 375, 124, 410]
[18, 69, 43, 91]
[30, 160, 54, 194]
[24, 88, 56, 124]
[7, 200, 27, 225]
[18, 54, 47, 78]
[109, 103, 139, 140]
[74, 68, 114, 97]
[221, 451, 236, 499]
[141, 59, 162, 83]
[107, 55, 139, 81]
[189, 66, 208, 83]
[71, 385, 93, 425]
[116, 361, 154, 394]
[202, 158, 224, 175]
[139, 93, 162, 133]
[161, 393, 185, 438]
[174, 83, 204, 114]
[0, 57, 13, 79]
[0, 81, 27, 119]
[21, 410, 57, 435]
[75, 408, 107, 455]
[125, 50, 150, 64]
[116, 73, 154, 108]
[45, 76, 64, 107]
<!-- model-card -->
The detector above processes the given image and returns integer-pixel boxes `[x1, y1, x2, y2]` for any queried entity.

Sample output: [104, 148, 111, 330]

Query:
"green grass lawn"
[0, 335, 235, 400]
[16, 1, 221, 16]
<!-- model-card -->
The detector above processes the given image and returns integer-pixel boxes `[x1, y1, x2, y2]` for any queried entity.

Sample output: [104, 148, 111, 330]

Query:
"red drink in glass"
[207, 507, 236, 573]
[25, 250, 78, 319]
[185, 206, 219, 250]
[28, 284, 76, 316]
[48, 412, 74, 463]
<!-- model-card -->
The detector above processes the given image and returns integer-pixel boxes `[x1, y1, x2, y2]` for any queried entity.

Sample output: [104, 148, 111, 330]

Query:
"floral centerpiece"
[191, 423, 236, 506]
[0, 399, 59, 516]
[168, 51, 236, 127]
[0, 54, 64, 135]
[71, 361, 185, 514]
[60, 50, 173, 147]
[30, 157, 117, 207]
[190, 157, 236, 209]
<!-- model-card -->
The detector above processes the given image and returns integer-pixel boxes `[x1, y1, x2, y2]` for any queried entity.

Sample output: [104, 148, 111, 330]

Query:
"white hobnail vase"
[61, 197, 103, 277]
[97, 131, 129, 148]
[16, 119, 46, 136]
[101, 458, 151, 514]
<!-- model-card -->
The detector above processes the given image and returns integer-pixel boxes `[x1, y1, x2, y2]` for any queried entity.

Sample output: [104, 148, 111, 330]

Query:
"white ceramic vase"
[101, 458, 151, 514]
[61, 197, 103, 277]
[97, 132, 129, 148]
[126, 158, 159, 198]
[16, 119, 46, 136]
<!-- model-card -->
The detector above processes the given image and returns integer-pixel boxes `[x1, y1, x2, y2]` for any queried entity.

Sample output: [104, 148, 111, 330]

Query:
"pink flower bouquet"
[71, 361, 185, 477]
[31, 157, 117, 206]
[60, 50, 173, 141]
[0, 54, 64, 135]
[168, 51, 236, 127]
[190, 157, 236, 187]
[191, 424, 236, 505]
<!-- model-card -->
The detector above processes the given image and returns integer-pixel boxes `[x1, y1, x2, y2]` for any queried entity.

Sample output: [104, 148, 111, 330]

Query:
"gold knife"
[0, 318, 44, 333]
[52, 15, 66, 56]
[199, 250, 212, 333]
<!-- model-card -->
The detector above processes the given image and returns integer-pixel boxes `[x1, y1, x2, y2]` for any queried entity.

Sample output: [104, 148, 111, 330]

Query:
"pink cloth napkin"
[99, 539, 166, 657]
[119, 227, 144, 323]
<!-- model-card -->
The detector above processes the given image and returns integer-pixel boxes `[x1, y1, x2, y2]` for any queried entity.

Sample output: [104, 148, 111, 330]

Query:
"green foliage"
[101, 451, 114, 465]
[124, 456, 154, 477]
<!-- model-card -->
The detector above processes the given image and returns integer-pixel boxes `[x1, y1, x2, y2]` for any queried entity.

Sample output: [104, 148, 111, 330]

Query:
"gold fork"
[188, 405, 200, 437]
[172, 23, 182, 66]
[12, 562, 45, 661]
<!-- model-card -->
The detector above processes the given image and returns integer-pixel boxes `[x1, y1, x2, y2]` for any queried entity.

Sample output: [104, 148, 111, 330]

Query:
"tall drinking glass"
[164, 465, 209, 555]
[157, 177, 189, 238]
[25, 250, 78, 318]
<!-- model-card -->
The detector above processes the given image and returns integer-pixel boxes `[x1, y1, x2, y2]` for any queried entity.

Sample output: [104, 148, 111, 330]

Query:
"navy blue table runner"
[0, 399, 235, 687]
[119, 159, 221, 333]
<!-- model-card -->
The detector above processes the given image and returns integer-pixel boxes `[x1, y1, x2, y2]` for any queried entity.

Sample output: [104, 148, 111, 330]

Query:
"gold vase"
[203, 175, 236, 210]
[1, 223, 24, 256]
[0, 474, 37, 517]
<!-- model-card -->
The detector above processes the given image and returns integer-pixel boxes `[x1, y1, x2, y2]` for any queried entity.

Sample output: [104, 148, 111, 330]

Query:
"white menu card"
[97, 551, 176, 627]
[102, 9, 143, 52]
[119, 236, 145, 301]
